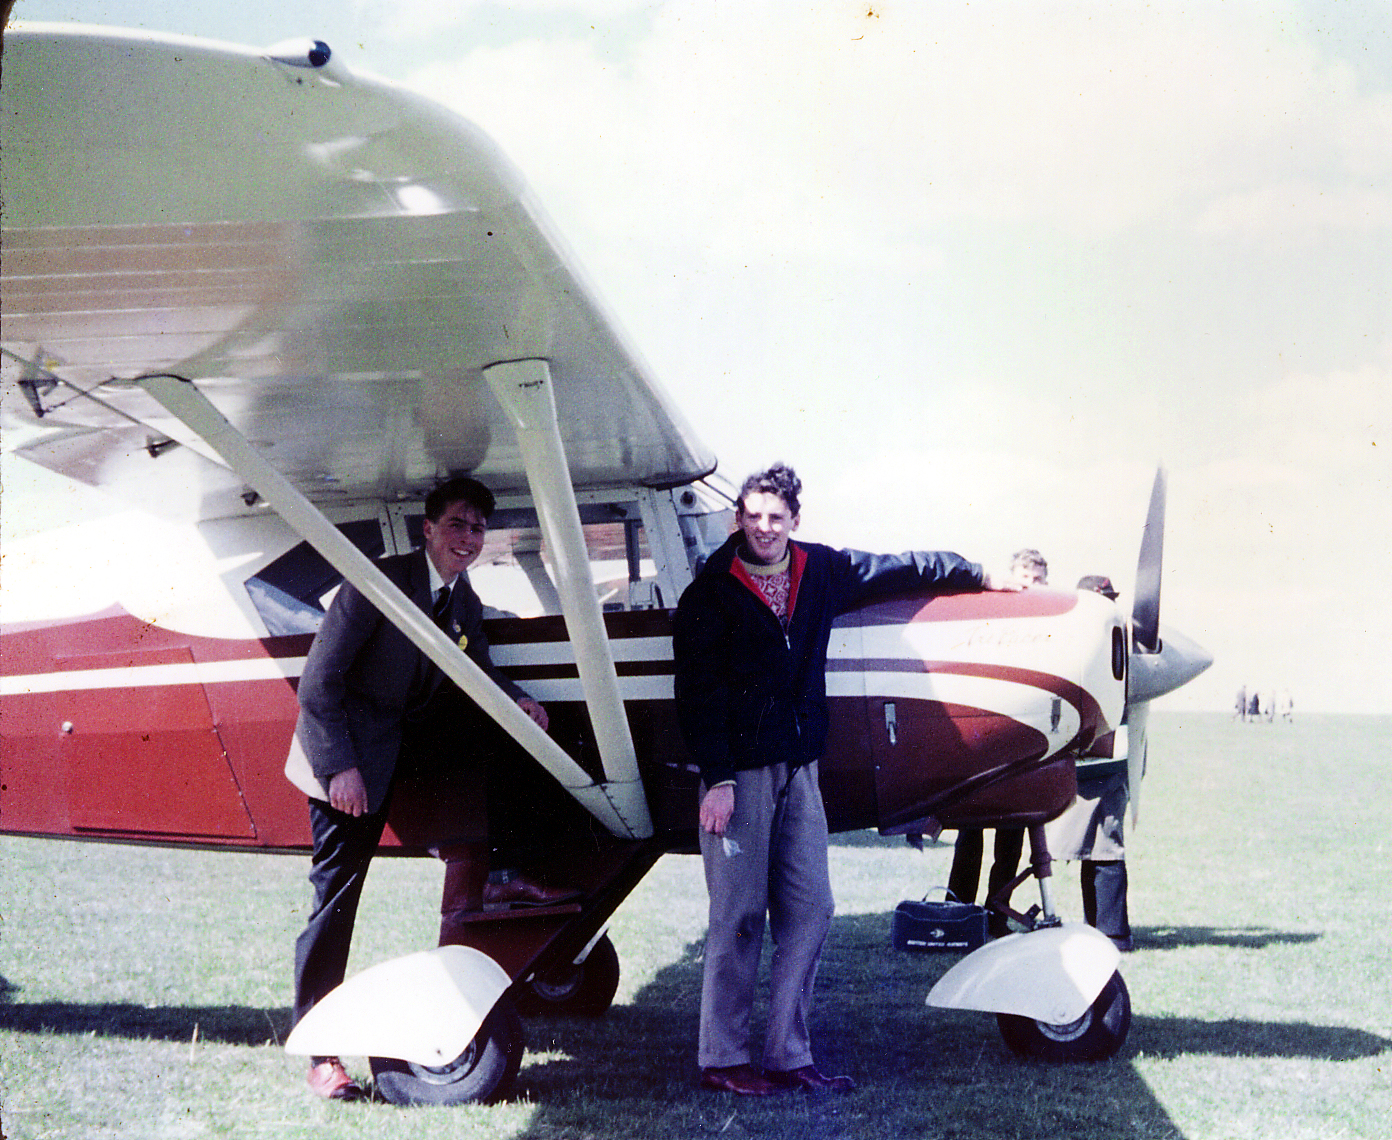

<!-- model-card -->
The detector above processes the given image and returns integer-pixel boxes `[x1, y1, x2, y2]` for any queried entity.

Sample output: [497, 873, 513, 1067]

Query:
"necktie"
[432, 583, 453, 628]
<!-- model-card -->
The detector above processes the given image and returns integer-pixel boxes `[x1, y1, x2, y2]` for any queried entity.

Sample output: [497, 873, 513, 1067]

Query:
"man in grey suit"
[290, 476, 572, 1100]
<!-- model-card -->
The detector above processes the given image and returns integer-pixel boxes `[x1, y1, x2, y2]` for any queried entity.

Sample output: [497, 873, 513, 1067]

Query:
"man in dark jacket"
[289, 476, 570, 1100]
[673, 463, 1013, 1096]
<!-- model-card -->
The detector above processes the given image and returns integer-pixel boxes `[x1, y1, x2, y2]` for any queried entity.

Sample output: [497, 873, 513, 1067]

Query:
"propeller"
[1131, 468, 1165, 654]
[1121, 466, 1213, 823]
[1126, 468, 1212, 706]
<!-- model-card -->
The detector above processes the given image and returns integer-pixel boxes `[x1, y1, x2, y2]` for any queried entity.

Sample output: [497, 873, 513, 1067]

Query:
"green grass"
[2, 712, 1390, 1138]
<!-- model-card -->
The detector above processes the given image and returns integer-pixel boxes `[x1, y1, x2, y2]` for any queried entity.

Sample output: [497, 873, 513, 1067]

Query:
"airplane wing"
[2, 23, 720, 840]
[1, 23, 715, 520]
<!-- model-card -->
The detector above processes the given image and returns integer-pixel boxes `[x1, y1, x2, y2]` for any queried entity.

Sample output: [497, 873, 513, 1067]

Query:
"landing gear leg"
[985, 826, 1132, 1061]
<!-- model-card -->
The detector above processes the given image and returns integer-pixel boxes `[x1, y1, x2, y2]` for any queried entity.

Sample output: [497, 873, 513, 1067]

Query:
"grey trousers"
[697, 761, 834, 1071]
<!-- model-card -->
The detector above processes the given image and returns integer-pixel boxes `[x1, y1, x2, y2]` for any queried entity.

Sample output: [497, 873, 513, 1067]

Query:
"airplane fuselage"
[0, 581, 1122, 852]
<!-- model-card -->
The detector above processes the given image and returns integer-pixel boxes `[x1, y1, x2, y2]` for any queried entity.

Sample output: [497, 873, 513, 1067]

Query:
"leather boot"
[436, 842, 489, 945]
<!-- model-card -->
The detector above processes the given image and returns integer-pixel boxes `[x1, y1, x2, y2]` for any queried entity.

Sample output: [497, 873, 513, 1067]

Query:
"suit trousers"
[292, 797, 390, 1028]
[291, 693, 491, 1030]
[697, 761, 834, 1072]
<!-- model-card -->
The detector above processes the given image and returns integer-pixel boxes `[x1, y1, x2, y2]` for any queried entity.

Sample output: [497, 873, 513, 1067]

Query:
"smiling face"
[422, 499, 488, 581]
[736, 490, 800, 566]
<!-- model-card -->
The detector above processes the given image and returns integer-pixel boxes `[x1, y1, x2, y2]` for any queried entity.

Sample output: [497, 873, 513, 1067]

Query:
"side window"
[400, 504, 658, 617]
[244, 519, 385, 635]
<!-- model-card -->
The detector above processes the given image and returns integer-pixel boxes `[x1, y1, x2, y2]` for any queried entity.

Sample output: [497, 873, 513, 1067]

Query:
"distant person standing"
[946, 549, 1046, 933]
[1277, 690, 1294, 722]
[1044, 574, 1133, 951]
[1234, 684, 1248, 721]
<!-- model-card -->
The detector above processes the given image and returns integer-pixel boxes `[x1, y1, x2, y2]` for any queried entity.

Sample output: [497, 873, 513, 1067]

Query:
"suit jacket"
[289, 548, 526, 814]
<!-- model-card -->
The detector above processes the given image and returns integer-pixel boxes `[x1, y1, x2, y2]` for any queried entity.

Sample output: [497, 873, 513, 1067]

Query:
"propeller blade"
[1132, 468, 1166, 653]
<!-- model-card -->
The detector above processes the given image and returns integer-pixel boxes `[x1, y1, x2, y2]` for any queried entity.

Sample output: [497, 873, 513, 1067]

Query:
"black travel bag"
[891, 891, 989, 951]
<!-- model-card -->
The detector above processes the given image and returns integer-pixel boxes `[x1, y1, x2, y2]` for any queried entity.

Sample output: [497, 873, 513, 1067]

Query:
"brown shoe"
[307, 1058, 365, 1101]
[699, 1064, 780, 1096]
[767, 1065, 856, 1093]
[483, 872, 582, 908]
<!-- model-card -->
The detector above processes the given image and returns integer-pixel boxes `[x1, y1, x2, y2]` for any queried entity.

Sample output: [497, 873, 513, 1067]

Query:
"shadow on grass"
[0, 981, 291, 1048]
[1131, 1015, 1388, 1061]
[4, 907, 1385, 1138]
[827, 829, 952, 850]
[1132, 925, 1322, 951]
[497, 912, 1385, 1139]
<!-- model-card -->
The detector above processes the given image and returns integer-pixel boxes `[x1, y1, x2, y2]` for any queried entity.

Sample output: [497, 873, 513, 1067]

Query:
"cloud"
[1197, 181, 1392, 237]
[399, 0, 1392, 254]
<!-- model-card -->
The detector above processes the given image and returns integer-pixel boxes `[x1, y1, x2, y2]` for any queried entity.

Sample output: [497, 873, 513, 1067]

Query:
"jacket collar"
[726, 538, 807, 618]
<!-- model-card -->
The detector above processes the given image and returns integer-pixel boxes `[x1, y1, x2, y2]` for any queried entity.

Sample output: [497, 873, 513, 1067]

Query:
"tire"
[370, 996, 524, 1105]
[515, 933, 620, 1017]
[996, 970, 1131, 1062]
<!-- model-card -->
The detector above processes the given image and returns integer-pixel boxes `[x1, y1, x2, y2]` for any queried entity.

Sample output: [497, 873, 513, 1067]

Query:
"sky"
[5, 0, 1391, 713]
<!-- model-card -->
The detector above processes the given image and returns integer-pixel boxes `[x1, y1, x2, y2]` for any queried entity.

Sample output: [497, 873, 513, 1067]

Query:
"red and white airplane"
[1, 24, 1211, 1103]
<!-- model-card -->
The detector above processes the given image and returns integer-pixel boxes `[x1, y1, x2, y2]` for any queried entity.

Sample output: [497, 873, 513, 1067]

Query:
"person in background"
[1044, 573, 1133, 950]
[946, 548, 1047, 933]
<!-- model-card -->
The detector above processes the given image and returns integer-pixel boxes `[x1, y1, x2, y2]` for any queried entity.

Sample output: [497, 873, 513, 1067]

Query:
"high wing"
[2, 23, 718, 840]
[1, 23, 714, 518]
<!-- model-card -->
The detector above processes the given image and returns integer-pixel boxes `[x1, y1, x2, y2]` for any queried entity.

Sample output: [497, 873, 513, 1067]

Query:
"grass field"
[2, 712, 1389, 1139]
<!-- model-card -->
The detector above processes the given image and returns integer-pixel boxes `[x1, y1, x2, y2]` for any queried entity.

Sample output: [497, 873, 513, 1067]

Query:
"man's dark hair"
[737, 463, 802, 516]
[1077, 574, 1119, 600]
[424, 476, 496, 522]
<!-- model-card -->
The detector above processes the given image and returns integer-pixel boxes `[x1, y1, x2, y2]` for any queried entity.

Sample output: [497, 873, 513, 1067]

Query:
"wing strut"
[135, 373, 653, 840]
[483, 359, 651, 830]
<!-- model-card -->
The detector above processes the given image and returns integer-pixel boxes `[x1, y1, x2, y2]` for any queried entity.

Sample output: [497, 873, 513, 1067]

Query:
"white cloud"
[394, 0, 1392, 322]
[1197, 180, 1392, 236]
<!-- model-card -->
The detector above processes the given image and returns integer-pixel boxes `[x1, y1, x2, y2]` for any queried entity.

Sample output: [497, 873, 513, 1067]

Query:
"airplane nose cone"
[1128, 625, 1214, 704]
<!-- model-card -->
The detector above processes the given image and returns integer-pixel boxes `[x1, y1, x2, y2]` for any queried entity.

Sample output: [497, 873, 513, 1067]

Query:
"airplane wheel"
[369, 996, 524, 1105]
[515, 933, 620, 1017]
[996, 971, 1131, 1062]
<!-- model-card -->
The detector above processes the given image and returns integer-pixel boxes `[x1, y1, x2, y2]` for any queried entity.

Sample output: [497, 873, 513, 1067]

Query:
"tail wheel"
[370, 996, 524, 1105]
[996, 971, 1131, 1062]
[515, 933, 620, 1017]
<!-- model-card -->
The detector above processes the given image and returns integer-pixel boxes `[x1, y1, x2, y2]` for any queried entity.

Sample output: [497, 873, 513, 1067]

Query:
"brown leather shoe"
[767, 1065, 856, 1093]
[699, 1064, 780, 1096]
[483, 873, 582, 908]
[307, 1058, 365, 1101]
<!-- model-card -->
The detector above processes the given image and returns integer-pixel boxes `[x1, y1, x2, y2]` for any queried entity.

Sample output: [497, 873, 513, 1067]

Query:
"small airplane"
[0, 24, 1212, 1104]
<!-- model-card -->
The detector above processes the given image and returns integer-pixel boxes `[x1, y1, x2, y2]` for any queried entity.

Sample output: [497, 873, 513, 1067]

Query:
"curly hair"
[1010, 548, 1048, 578]
[737, 463, 802, 517]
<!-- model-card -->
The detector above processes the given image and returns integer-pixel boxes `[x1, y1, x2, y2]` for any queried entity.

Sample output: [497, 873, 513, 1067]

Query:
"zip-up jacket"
[673, 532, 984, 787]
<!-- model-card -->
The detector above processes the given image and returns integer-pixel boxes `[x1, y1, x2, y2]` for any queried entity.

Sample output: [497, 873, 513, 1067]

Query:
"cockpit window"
[244, 519, 385, 636]
[402, 503, 656, 617]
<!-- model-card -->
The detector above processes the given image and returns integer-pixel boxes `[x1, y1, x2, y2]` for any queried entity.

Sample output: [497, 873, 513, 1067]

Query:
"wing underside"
[1, 24, 714, 520]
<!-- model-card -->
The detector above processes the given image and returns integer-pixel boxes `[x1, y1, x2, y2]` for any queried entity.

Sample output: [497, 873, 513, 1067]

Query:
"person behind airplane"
[1008, 547, 1048, 588]
[287, 475, 574, 1101]
[672, 463, 1018, 1097]
[945, 548, 1046, 931]
[1043, 574, 1133, 951]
